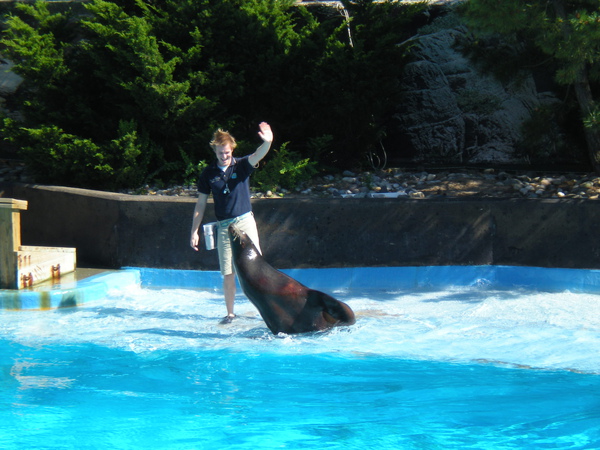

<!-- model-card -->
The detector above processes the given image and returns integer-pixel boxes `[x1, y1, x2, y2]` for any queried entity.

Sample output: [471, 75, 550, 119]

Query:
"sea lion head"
[229, 224, 259, 260]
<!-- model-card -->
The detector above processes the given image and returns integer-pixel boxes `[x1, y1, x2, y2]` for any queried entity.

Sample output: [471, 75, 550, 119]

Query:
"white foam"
[2, 285, 599, 373]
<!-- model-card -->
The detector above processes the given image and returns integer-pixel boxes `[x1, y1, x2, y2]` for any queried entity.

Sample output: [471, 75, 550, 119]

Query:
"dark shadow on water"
[127, 326, 273, 340]
[86, 306, 210, 321]
[421, 289, 527, 304]
[126, 322, 343, 341]
[128, 328, 229, 340]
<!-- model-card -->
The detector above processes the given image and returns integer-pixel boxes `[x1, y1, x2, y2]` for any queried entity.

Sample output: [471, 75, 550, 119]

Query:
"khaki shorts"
[216, 212, 261, 276]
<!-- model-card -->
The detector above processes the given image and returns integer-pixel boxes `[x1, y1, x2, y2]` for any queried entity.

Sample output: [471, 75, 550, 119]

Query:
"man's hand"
[258, 122, 273, 143]
[249, 122, 273, 167]
[190, 230, 200, 251]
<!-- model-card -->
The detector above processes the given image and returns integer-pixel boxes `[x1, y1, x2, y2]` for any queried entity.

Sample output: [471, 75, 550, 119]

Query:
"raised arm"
[248, 122, 273, 168]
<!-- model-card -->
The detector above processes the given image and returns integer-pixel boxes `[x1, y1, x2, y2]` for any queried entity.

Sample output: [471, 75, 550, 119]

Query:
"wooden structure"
[0, 198, 76, 289]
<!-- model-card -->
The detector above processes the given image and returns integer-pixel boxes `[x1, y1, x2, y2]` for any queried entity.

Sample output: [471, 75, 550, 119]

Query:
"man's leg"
[223, 272, 236, 317]
[216, 222, 236, 319]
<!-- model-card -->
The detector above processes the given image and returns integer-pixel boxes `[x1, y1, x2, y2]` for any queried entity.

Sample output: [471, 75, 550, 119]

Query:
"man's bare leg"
[223, 273, 236, 320]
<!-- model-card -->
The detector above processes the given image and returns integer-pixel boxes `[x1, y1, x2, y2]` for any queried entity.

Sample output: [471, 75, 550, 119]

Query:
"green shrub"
[584, 103, 600, 131]
[2, 117, 148, 189]
[252, 143, 317, 192]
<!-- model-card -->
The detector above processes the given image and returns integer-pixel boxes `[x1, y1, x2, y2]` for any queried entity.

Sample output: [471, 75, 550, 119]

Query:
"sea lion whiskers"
[230, 224, 245, 246]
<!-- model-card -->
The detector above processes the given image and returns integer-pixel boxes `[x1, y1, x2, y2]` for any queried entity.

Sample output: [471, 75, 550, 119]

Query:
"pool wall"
[133, 265, 600, 293]
[3, 183, 600, 270]
[4, 265, 600, 310]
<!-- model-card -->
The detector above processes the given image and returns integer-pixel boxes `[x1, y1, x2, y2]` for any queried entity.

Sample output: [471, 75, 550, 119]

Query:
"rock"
[390, 16, 560, 166]
[519, 186, 534, 195]
[0, 60, 24, 97]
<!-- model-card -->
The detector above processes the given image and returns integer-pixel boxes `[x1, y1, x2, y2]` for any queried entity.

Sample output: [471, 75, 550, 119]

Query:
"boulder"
[0, 59, 23, 120]
[0, 59, 23, 98]
[391, 23, 559, 165]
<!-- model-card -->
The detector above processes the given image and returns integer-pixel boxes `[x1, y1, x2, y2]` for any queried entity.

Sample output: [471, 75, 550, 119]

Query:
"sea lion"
[229, 224, 356, 334]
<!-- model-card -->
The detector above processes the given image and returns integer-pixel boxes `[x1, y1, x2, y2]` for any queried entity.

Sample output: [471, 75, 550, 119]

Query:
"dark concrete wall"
[2, 183, 600, 270]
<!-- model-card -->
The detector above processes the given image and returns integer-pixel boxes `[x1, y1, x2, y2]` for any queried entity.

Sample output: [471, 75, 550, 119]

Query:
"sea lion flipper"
[323, 311, 339, 324]
[309, 290, 356, 326]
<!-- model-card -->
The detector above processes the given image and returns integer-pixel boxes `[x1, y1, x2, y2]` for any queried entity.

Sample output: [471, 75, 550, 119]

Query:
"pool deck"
[3, 265, 600, 310]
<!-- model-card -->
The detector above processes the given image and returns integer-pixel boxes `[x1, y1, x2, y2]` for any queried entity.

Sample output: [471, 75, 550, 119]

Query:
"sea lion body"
[229, 225, 356, 334]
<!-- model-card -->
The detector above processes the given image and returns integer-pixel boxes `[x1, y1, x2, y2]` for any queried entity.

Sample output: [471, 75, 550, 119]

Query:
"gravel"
[2, 159, 600, 200]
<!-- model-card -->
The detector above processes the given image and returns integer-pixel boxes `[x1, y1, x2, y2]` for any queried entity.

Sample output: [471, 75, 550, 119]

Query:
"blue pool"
[1, 266, 600, 449]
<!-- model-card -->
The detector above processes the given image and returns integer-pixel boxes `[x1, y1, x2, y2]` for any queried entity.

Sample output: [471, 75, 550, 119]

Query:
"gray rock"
[391, 18, 559, 165]
[0, 60, 23, 97]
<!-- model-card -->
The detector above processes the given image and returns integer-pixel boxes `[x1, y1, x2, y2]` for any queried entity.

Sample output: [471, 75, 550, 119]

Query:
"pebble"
[3, 157, 600, 200]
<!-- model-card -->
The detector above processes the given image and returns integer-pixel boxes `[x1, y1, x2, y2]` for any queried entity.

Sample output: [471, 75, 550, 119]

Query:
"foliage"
[516, 104, 584, 163]
[2, 117, 147, 189]
[584, 103, 600, 130]
[463, 0, 600, 83]
[285, 0, 429, 168]
[180, 150, 208, 187]
[252, 143, 317, 192]
[0, 0, 429, 190]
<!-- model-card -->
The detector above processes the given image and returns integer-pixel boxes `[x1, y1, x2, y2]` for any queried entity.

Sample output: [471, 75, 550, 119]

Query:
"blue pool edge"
[3, 265, 600, 310]
[132, 265, 600, 293]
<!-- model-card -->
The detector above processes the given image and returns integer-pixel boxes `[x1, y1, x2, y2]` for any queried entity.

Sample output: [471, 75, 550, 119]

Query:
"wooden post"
[0, 198, 28, 289]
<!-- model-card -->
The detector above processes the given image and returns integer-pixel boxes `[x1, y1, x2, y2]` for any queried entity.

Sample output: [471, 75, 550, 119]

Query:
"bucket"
[202, 222, 217, 250]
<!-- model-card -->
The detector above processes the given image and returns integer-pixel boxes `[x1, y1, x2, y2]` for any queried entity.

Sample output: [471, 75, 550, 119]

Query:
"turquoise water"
[2, 343, 599, 449]
[2, 267, 600, 449]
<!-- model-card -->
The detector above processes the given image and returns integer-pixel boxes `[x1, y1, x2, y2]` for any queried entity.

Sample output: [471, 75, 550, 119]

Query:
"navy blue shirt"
[197, 156, 255, 221]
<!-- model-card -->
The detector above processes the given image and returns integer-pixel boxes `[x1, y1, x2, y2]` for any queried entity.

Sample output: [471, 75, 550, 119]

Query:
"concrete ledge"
[2, 182, 600, 270]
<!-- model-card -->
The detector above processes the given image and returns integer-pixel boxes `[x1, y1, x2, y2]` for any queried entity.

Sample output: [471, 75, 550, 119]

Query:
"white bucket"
[202, 222, 217, 250]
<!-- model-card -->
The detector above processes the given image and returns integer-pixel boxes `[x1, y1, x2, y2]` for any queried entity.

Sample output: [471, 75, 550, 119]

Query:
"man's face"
[214, 144, 233, 167]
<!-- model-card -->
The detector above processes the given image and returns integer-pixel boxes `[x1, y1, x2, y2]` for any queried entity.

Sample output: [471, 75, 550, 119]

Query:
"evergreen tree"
[1, 0, 427, 189]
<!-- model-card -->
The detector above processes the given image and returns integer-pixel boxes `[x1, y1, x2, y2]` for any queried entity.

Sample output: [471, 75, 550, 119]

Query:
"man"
[190, 122, 273, 323]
